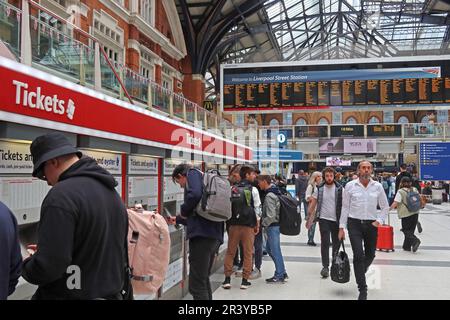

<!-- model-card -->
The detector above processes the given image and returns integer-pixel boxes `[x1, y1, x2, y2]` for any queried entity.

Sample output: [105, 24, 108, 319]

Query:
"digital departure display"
[392, 79, 405, 104]
[354, 80, 367, 105]
[367, 80, 379, 105]
[222, 60, 450, 110]
[342, 80, 354, 106]
[305, 82, 318, 106]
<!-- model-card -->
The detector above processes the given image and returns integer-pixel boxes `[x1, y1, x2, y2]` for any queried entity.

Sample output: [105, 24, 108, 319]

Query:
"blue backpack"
[402, 188, 421, 212]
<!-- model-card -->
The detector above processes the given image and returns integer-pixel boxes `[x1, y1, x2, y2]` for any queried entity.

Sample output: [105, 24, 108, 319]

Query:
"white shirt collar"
[355, 178, 376, 188]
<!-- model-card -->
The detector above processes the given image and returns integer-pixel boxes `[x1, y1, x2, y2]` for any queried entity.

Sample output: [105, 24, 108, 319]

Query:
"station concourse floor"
[184, 202, 450, 300]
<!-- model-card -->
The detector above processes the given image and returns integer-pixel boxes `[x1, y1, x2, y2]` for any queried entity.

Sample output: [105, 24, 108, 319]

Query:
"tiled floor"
[207, 202, 450, 300]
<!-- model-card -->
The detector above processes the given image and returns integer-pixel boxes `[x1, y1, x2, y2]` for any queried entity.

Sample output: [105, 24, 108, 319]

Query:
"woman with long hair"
[304, 171, 322, 246]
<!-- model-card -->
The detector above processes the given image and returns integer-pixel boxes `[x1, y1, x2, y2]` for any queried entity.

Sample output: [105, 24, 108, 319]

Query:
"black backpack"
[230, 182, 256, 226]
[331, 240, 351, 284]
[276, 192, 301, 236]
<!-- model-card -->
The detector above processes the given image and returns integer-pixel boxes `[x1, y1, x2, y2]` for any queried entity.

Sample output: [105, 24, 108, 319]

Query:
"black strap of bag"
[340, 239, 346, 253]
[121, 212, 134, 300]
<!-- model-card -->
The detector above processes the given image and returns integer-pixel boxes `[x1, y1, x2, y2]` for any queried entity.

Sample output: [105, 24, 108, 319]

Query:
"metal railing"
[0, 0, 236, 136]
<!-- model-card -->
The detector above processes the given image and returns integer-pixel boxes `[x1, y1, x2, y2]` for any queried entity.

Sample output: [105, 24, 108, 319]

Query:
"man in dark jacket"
[295, 170, 309, 222]
[171, 164, 223, 300]
[395, 164, 412, 195]
[23, 133, 128, 300]
[0, 201, 22, 300]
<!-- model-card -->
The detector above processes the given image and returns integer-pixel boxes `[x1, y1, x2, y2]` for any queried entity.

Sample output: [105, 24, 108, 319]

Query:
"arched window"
[269, 118, 279, 126]
[318, 118, 329, 125]
[346, 117, 357, 124]
[398, 116, 409, 124]
[295, 118, 307, 126]
[368, 116, 380, 124]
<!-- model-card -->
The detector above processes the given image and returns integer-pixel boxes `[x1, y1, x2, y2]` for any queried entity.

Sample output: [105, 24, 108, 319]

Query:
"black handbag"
[331, 240, 351, 284]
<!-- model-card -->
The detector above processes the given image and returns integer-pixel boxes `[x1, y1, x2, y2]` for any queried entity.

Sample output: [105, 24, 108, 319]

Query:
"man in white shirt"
[307, 167, 343, 279]
[338, 160, 389, 300]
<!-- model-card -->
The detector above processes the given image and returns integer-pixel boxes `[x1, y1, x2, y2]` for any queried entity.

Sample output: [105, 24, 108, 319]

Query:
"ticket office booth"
[0, 123, 77, 300]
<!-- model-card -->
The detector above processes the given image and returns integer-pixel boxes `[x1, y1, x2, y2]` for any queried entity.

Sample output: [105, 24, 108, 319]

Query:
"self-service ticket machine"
[79, 149, 124, 197]
[160, 158, 186, 300]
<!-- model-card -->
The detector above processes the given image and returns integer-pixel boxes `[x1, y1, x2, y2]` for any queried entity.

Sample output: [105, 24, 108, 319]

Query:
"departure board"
[270, 83, 282, 107]
[367, 80, 380, 105]
[223, 84, 235, 108]
[246, 84, 257, 107]
[431, 78, 444, 103]
[281, 82, 293, 106]
[257, 84, 270, 107]
[235, 84, 246, 108]
[342, 80, 354, 105]
[354, 80, 367, 105]
[318, 81, 330, 106]
[405, 79, 418, 104]
[222, 60, 450, 112]
[330, 80, 342, 106]
[305, 82, 318, 106]
[446, 78, 450, 103]
[380, 80, 392, 105]
[392, 79, 405, 104]
[418, 78, 431, 103]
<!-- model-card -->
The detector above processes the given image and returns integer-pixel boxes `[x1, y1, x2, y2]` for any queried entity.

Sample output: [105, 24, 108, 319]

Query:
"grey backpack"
[191, 169, 232, 222]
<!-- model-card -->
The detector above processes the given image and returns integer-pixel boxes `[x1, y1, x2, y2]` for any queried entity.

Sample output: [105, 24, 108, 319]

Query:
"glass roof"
[221, 0, 449, 63]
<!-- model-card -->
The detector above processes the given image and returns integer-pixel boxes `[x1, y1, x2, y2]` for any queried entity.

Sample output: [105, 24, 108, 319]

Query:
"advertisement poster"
[344, 139, 377, 154]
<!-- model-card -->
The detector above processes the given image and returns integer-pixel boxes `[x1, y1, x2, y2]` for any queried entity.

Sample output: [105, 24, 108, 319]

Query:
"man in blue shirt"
[0, 201, 22, 300]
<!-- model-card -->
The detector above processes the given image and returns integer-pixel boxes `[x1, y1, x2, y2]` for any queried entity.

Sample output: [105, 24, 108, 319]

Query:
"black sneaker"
[265, 276, 285, 284]
[222, 276, 231, 289]
[358, 290, 368, 300]
[283, 272, 289, 281]
[307, 241, 317, 246]
[417, 222, 423, 234]
[240, 279, 251, 290]
[320, 267, 329, 278]
[412, 239, 421, 253]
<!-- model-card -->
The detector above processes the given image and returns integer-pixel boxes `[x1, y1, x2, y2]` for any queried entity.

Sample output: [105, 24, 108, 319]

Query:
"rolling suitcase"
[376, 211, 394, 252]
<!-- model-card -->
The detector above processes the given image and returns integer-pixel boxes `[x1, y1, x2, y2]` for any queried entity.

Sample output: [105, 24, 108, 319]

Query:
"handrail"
[28, 0, 134, 104]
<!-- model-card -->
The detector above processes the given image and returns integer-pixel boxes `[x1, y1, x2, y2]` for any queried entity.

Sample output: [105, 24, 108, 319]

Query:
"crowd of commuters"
[1, 138, 448, 301]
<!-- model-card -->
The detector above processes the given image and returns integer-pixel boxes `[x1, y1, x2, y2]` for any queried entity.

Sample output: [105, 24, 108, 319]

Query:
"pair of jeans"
[318, 219, 340, 268]
[303, 198, 316, 242]
[401, 214, 419, 250]
[224, 225, 255, 280]
[347, 218, 378, 291]
[254, 223, 263, 270]
[265, 226, 286, 279]
[188, 237, 221, 300]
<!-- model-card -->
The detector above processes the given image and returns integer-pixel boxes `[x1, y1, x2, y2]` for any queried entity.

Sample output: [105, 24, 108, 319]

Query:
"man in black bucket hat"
[23, 132, 128, 300]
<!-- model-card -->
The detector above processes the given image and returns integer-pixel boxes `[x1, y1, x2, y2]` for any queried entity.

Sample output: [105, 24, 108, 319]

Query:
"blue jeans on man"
[265, 225, 286, 279]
